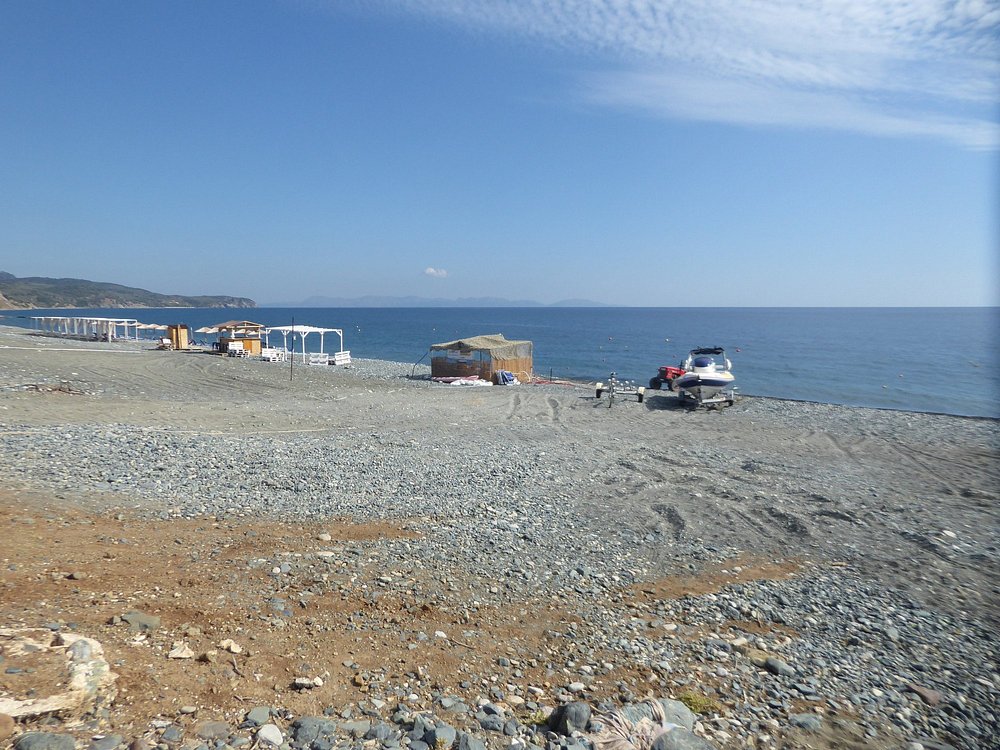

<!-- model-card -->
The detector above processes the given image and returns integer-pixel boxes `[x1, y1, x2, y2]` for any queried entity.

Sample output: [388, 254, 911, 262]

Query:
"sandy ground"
[0, 328, 997, 749]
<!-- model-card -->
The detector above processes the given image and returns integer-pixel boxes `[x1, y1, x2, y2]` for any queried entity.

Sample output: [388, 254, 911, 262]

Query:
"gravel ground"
[1, 325, 997, 750]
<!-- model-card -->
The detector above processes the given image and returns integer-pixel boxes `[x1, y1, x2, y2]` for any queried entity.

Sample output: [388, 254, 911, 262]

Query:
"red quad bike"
[649, 366, 686, 391]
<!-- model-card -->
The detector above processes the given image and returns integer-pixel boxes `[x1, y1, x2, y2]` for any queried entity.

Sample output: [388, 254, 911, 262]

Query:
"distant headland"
[0, 272, 255, 310]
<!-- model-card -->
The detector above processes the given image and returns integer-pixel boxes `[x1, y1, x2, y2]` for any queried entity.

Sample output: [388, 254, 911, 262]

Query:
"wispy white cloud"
[424, 266, 448, 278]
[389, 0, 1000, 148]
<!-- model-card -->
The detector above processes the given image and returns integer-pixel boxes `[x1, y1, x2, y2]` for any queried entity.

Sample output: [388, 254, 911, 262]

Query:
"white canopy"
[264, 325, 344, 362]
[31, 316, 141, 340]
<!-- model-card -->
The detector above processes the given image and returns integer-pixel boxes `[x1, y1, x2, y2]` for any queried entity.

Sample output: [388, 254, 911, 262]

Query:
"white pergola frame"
[264, 325, 344, 363]
[31, 316, 141, 341]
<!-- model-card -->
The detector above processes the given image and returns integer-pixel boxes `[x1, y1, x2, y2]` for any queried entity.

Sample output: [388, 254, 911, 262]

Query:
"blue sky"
[1, 0, 997, 306]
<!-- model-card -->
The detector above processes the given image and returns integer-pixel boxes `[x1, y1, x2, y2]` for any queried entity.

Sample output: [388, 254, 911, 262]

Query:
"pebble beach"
[0, 324, 997, 750]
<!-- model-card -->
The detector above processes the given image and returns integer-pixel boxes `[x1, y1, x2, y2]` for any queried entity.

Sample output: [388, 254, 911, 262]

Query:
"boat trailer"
[679, 386, 738, 408]
[595, 372, 645, 406]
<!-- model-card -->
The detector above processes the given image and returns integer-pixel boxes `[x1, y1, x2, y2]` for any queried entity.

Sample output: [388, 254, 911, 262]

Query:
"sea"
[3, 307, 998, 419]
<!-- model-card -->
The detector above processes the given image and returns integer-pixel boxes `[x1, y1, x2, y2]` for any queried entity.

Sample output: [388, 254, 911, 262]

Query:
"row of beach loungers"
[228, 344, 351, 367]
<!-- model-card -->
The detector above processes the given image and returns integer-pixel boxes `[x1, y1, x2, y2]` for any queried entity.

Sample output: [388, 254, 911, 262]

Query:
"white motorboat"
[672, 347, 736, 405]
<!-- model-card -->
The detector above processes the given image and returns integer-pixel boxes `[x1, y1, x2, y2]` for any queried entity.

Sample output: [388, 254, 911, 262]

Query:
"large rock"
[651, 729, 717, 750]
[615, 700, 696, 732]
[291, 717, 339, 746]
[457, 733, 487, 750]
[14, 733, 77, 750]
[0, 629, 117, 722]
[550, 701, 592, 735]
[425, 722, 457, 749]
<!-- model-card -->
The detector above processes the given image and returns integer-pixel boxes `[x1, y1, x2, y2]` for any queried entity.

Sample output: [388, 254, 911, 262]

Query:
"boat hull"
[673, 372, 735, 402]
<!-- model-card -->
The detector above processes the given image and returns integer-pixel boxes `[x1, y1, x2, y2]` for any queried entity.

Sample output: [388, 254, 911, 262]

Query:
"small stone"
[256, 724, 283, 747]
[121, 611, 160, 632]
[789, 713, 822, 732]
[764, 657, 795, 677]
[743, 647, 770, 667]
[90, 736, 125, 750]
[159, 726, 183, 743]
[218, 638, 243, 654]
[193, 720, 230, 741]
[168, 642, 195, 659]
[906, 683, 943, 706]
[246, 706, 271, 726]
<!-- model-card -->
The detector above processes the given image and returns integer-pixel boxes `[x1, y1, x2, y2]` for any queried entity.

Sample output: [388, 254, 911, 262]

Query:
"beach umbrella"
[195, 326, 219, 334]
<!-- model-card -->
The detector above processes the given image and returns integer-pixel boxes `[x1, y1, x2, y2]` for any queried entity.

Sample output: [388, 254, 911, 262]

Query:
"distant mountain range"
[262, 295, 609, 308]
[0, 272, 255, 310]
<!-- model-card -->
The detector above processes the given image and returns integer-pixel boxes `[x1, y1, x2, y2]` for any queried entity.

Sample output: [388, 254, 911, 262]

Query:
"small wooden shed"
[430, 333, 533, 382]
[167, 324, 190, 350]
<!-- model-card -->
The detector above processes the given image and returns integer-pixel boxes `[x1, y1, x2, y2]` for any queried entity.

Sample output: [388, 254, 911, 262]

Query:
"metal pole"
[289, 316, 294, 382]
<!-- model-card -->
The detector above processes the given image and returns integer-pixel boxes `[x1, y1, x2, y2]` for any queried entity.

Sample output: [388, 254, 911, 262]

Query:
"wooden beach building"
[214, 320, 264, 356]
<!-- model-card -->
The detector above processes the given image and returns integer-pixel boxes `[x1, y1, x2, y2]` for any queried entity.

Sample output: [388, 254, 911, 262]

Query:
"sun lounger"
[307, 352, 329, 366]
[260, 347, 287, 362]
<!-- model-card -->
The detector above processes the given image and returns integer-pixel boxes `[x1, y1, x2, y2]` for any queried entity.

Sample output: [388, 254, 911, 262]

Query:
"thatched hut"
[430, 333, 533, 382]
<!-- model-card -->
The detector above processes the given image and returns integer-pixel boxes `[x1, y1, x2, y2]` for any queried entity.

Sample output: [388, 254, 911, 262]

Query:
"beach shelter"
[31, 316, 140, 340]
[214, 320, 264, 356]
[430, 333, 533, 382]
[264, 325, 345, 363]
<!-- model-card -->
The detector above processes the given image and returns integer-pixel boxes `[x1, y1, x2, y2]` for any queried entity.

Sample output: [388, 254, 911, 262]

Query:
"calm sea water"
[5, 307, 998, 418]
